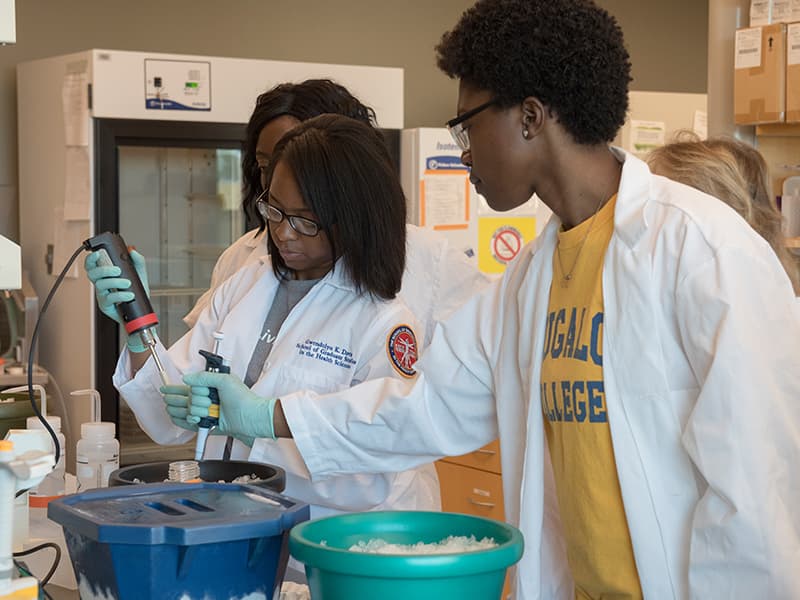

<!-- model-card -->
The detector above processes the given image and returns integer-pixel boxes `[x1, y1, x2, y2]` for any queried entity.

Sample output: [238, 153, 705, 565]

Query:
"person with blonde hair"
[648, 135, 800, 294]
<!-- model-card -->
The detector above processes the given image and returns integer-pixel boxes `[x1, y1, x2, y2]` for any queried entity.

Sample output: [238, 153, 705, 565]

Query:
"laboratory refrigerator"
[17, 49, 403, 467]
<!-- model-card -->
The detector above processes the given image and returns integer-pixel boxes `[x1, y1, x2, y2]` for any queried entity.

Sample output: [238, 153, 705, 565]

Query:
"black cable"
[15, 244, 85, 500]
[13, 541, 62, 587]
[25, 244, 85, 465]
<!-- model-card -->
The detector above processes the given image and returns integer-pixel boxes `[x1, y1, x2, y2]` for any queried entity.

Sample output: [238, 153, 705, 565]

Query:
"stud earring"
[522, 129, 529, 139]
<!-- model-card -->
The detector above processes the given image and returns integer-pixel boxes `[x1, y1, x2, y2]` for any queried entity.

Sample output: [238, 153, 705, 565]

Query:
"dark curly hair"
[435, 0, 631, 145]
[242, 79, 377, 228]
[264, 115, 406, 300]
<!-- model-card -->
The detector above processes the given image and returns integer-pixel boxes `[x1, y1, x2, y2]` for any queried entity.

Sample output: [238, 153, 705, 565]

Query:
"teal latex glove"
[183, 371, 277, 444]
[84, 248, 152, 352]
[160, 384, 197, 431]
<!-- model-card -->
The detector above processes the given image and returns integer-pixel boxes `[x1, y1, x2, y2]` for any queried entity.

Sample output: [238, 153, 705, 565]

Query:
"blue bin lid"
[48, 482, 309, 546]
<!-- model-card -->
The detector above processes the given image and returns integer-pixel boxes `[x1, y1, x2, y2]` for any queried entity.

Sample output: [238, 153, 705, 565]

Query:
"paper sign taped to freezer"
[64, 146, 91, 221]
[62, 71, 89, 146]
[420, 170, 470, 230]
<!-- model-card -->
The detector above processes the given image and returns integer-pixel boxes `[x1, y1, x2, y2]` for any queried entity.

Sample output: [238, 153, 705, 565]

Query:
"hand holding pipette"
[193, 331, 230, 460]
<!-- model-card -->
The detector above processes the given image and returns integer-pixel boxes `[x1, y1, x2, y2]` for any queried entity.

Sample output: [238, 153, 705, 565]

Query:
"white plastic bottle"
[26, 415, 66, 497]
[76, 421, 119, 491]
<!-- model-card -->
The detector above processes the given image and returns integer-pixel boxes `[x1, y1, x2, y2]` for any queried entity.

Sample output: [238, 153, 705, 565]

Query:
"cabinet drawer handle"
[468, 498, 496, 508]
[473, 449, 496, 456]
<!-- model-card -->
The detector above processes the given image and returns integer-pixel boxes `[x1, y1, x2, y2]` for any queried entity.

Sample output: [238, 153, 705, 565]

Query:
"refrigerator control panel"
[145, 59, 211, 111]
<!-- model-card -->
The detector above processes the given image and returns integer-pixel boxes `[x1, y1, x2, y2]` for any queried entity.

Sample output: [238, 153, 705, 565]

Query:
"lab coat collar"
[244, 228, 266, 249]
[609, 146, 650, 250]
[535, 146, 651, 252]
[254, 253, 363, 297]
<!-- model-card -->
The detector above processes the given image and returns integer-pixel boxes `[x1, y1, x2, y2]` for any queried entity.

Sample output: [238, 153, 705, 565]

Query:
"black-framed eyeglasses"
[255, 190, 322, 237]
[445, 99, 497, 152]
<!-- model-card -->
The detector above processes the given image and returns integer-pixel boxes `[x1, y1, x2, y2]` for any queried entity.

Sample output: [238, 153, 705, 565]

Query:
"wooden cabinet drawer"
[435, 461, 505, 521]
[439, 440, 502, 474]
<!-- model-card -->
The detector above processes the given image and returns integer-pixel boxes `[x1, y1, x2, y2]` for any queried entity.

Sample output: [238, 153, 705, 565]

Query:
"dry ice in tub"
[345, 535, 498, 554]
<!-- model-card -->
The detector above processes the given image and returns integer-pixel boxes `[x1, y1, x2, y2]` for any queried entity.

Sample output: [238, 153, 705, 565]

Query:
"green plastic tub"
[289, 511, 523, 600]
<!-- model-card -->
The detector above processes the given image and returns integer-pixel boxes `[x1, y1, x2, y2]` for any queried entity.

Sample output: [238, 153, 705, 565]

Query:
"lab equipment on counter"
[0, 391, 38, 442]
[83, 231, 170, 387]
[108, 459, 286, 491]
[26, 416, 64, 497]
[167, 460, 200, 482]
[48, 481, 309, 600]
[194, 331, 230, 461]
[71, 389, 119, 491]
[289, 510, 524, 600]
[24, 472, 78, 591]
[0, 433, 54, 599]
[0, 235, 21, 291]
[2, 384, 66, 498]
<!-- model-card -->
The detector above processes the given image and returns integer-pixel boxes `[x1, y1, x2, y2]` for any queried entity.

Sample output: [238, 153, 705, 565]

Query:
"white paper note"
[692, 110, 708, 140]
[630, 120, 666, 154]
[735, 28, 762, 70]
[62, 72, 89, 146]
[422, 174, 468, 228]
[64, 146, 91, 221]
[788, 23, 800, 66]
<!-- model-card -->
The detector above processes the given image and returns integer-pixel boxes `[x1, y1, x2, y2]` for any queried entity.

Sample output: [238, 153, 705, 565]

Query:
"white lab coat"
[114, 256, 441, 520]
[282, 149, 800, 599]
[183, 224, 491, 347]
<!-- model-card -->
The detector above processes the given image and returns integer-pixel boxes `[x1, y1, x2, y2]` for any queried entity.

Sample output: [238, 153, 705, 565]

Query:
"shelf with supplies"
[0, 366, 49, 387]
[436, 440, 511, 599]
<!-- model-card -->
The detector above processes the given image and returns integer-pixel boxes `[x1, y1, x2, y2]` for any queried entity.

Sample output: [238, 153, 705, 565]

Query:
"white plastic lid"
[81, 421, 116, 440]
[27, 415, 62, 432]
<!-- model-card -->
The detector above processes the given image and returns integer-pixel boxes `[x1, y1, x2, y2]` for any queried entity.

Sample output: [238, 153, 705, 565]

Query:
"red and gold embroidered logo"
[387, 325, 418, 378]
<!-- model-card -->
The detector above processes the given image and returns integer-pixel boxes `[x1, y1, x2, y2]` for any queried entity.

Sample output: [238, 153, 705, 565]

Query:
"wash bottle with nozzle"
[71, 389, 119, 491]
[194, 331, 230, 461]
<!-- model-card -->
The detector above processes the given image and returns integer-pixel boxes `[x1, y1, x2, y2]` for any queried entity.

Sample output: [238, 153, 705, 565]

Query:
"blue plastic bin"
[48, 482, 309, 600]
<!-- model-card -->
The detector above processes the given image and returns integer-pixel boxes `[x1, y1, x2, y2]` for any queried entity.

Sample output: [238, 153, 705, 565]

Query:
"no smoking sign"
[490, 226, 523, 264]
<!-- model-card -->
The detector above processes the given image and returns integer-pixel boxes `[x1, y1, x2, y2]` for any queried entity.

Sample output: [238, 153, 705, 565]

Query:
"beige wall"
[0, 0, 708, 240]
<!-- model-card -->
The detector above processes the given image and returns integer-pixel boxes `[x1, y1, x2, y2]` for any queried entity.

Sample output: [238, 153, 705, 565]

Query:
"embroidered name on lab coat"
[296, 339, 356, 369]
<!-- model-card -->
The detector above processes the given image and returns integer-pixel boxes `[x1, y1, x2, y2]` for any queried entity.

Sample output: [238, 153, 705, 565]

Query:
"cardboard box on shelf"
[788, 23, 800, 122]
[734, 24, 787, 124]
[751, 0, 795, 25]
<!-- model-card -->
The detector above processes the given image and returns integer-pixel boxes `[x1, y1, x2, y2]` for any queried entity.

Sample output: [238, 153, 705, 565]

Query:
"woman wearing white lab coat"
[93, 115, 441, 519]
[196, 2, 800, 598]
[183, 79, 489, 346]
[114, 254, 440, 518]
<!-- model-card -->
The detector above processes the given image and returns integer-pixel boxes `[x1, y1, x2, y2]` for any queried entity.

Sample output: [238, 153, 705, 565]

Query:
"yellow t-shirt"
[541, 195, 643, 599]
